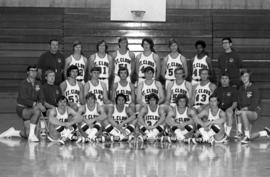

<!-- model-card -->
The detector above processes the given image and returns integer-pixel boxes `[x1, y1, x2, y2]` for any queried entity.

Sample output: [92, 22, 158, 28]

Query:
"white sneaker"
[28, 135, 39, 142]
[0, 127, 20, 138]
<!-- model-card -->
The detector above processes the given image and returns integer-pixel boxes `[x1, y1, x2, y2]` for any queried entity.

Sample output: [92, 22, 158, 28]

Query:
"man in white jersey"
[194, 94, 226, 144]
[84, 67, 110, 105]
[79, 93, 106, 141]
[103, 93, 136, 141]
[48, 96, 82, 144]
[88, 40, 113, 90]
[60, 65, 84, 111]
[166, 67, 192, 106]
[166, 94, 196, 141]
[161, 38, 188, 88]
[64, 41, 87, 82]
[191, 40, 213, 86]
[191, 68, 216, 113]
[137, 93, 166, 141]
[136, 38, 160, 83]
[137, 66, 164, 107]
[112, 37, 135, 83]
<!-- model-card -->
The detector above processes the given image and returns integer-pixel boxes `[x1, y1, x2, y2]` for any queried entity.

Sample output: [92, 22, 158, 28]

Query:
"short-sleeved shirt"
[214, 86, 237, 111]
[38, 51, 65, 85]
[218, 50, 242, 86]
[42, 83, 61, 107]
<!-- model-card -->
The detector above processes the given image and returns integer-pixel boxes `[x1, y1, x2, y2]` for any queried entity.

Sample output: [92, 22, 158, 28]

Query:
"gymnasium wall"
[0, 7, 270, 100]
[1, 0, 270, 9]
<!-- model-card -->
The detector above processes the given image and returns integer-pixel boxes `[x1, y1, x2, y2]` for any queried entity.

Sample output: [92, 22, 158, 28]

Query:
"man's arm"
[129, 51, 136, 77]
[111, 82, 118, 103]
[180, 55, 188, 79]
[101, 82, 111, 104]
[165, 82, 173, 105]
[59, 81, 67, 96]
[48, 108, 69, 126]
[107, 105, 119, 128]
[161, 56, 168, 80]
[78, 82, 85, 105]
[88, 54, 96, 78]
[67, 107, 83, 125]
[64, 56, 72, 79]
[136, 81, 144, 105]
[130, 83, 136, 103]
[138, 106, 148, 128]
[121, 107, 136, 125]
[156, 81, 165, 104]
[153, 53, 161, 80]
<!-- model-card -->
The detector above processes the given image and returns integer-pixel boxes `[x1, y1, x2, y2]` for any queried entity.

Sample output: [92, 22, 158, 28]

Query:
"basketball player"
[48, 96, 82, 144]
[194, 94, 227, 144]
[161, 38, 188, 88]
[191, 68, 216, 113]
[166, 67, 192, 106]
[166, 94, 196, 141]
[88, 40, 113, 90]
[112, 37, 135, 83]
[60, 65, 84, 111]
[137, 93, 166, 141]
[213, 73, 237, 137]
[104, 93, 137, 141]
[236, 70, 269, 143]
[84, 67, 110, 105]
[0, 65, 45, 142]
[191, 40, 213, 86]
[137, 66, 164, 107]
[79, 93, 106, 141]
[111, 67, 135, 108]
[136, 37, 160, 83]
[64, 41, 88, 82]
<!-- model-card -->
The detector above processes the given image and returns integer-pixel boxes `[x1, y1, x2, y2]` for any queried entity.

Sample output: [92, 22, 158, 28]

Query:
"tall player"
[84, 67, 110, 105]
[194, 94, 227, 144]
[79, 93, 106, 141]
[166, 94, 196, 141]
[112, 37, 135, 83]
[88, 40, 113, 90]
[236, 70, 270, 144]
[137, 93, 166, 141]
[165, 67, 192, 106]
[161, 38, 188, 88]
[137, 66, 165, 108]
[60, 65, 84, 111]
[104, 93, 137, 141]
[191, 40, 213, 86]
[64, 41, 87, 82]
[191, 68, 216, 113]
[136, 38, 160, 83]
[111, 67, 135, 108]
[48, 96, 82, 144]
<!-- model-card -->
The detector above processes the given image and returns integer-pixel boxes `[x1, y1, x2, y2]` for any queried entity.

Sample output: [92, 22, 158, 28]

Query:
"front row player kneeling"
[78, 92, 106, 141]
[194, 94, 227, 144]
[137, 93, 167, 141]
[48, 96, 82, 144]
[166, 94, 196, 142]
[103, 93, 137, 141]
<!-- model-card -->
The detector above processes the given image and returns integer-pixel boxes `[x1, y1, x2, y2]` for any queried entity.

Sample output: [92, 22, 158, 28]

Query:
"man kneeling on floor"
[0, 65, 46, 142]
[194, 94, 227, 144]
[48, 95, 82, 144]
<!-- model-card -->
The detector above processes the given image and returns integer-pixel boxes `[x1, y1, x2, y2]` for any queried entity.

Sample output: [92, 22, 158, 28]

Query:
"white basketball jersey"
[145, 105, 160, 126]
[112, 105, 128, 125]
[70, 55, 86, 81]
[64, 80, 80, 104]
[141, 80, 159, 104]
[83, 104, 99, 120]
[138, 52, 156, 78]
[94, 53, 109, 78]
[174, 107, 190, 124]
[165, 54, 183, 80]
[115, 81, 132, 104]
[208, 109, 221, 121]
[114, 50, 132, 75]
[56, 108, 68, 122]
[192, 55, 209, 81]
[194, 82, 212, 107]
[88, 80, 104, 105]
[170, 80, 189, 104]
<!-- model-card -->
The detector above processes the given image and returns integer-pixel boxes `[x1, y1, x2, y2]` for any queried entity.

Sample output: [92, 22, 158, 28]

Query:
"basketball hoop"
[131, 10, 146, 21]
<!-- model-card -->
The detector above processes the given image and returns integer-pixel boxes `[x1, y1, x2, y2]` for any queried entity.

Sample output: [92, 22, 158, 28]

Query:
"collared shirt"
[38, 51, 65, 85]
[214, 86, 237, 111]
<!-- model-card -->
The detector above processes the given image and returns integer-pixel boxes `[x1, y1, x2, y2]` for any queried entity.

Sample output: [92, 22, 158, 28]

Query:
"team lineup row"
[0, 37, 265, 145]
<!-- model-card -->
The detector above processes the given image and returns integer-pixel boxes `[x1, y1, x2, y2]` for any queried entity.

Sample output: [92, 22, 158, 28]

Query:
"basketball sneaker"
[264, 127, 270, 137]
[241, 136, 250, 144]
[0, 127, 20, 138]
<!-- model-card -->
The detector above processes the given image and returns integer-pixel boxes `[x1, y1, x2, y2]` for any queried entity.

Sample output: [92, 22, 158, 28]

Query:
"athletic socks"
[225, 126, 232, 136]
[237, 123, 242, 134]
[244, 130, 250, 138]
[259, 131, 268, 137]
